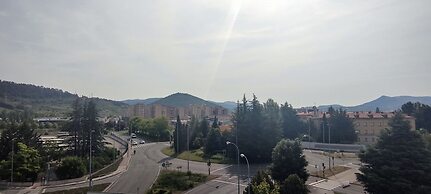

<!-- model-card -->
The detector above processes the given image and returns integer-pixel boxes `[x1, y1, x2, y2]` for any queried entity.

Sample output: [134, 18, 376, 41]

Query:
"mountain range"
[318, 95, 431, 112]
[1, 80, 431, 117]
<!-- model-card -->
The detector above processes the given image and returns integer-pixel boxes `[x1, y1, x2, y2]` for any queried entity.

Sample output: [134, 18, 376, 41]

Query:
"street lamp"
[240, 154, 250, 194]
[11, 138, 14, 184]
[226, 141, 240, 194]
[89, 129, 95, 189]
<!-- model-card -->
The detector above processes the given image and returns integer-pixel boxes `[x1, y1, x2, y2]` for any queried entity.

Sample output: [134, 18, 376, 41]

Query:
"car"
[140, 140, 146, 144]
[131, 133, 137, 138]
[132, 141, 138, 146]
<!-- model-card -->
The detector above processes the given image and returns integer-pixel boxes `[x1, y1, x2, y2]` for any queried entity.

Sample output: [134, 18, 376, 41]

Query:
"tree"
[0, 122, 40, 160]
[375, 107, 381, 113]
[232, 95, 282, 162]
[270, 139, 308, 183]
[401, 102, 415, 116]
[0, 143, 41, 182]
[252, 179, 279, 194]
[328, 109, 357, 144]
[173, 115, 187, 153]
[69, 97, 82, 156]
[280, 102, 304, 139]
[211, 116, 219, 129]
[357, 113, 431, 194]
[401, 102, 431, 132]
[56, 156, 87, 180]
[204, 128, 222, 156]
[280, 174, 309, 194]
[245, 170, 279, 194]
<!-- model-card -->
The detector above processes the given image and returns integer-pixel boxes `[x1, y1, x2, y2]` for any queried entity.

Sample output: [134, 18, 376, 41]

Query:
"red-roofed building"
[297, 108, 416, 145]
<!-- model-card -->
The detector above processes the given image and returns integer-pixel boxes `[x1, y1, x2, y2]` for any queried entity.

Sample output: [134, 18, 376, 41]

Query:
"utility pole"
[89, 130, 93, 189]
[187, 124, 190, 172]
[11, 138, 14, 183]
[329, 124, 331, 144]
[176, 119, 179, 153]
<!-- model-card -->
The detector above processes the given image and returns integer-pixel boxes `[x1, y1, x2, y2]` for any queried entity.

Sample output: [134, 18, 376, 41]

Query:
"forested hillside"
[0, 80, 127, 117]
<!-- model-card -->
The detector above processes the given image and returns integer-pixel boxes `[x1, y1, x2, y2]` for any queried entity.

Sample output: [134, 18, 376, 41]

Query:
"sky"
[1, 0, 430, 107]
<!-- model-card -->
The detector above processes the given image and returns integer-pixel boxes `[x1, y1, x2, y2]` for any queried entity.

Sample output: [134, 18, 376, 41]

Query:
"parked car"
[131, 133, 137, 138]
[140, 140, 146, 144]
[132, 141, 138, 146]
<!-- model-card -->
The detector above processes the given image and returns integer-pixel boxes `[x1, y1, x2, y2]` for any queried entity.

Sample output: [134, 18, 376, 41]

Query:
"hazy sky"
[1, 0, 430, 107]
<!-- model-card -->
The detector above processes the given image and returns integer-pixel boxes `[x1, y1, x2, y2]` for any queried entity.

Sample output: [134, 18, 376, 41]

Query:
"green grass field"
[146, 170, 215, 194]
[44, 183, 110, 194]
[161, 147, 228, 164]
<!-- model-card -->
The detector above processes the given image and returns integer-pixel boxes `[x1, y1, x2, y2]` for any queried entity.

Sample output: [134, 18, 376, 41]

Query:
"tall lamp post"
[11, 138, 14, 184]
[89, 130, 95, 189]
[226, 141, 240, 194]
[240, 154, 250, 194]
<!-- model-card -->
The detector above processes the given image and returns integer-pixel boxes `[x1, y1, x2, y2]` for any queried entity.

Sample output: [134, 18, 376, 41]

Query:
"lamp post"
[89, 130, 94, 189]
[226, 141, 240, 194]
[11, 138, 14, 184]
[240, 154, 250, 194]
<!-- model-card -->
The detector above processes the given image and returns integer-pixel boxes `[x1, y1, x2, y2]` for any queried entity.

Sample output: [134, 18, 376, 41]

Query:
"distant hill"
[316, 96, 431, 112]
[152, 93, 219, 108]
[122, 98, 160, 105]
[348, 95, 431, 112]
[0, 80, 128, 117]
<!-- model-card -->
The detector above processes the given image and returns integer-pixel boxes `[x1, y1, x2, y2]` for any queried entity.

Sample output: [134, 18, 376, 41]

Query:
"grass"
[310, 166, 351, 178]
[161, 147, 228, 164]
[44, 183, 110, 194]
[92, 157, 122, 178]
[146, 170, 215, 194]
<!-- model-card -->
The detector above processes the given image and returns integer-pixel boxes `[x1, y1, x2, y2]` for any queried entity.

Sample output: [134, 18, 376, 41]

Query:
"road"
[10, 132, 363, 194]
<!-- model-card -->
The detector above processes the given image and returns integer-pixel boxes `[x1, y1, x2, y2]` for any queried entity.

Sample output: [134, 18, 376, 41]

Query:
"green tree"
[357, 113, 431, 194]
[401, 102, 415, 115]
[232, 95, 282, 162]
[245, 170, 278, 194]
[252, 179, 279, 194]
[280, 102, 304, 139]
[280, 174, 309, 194]
[204, 128, 222, 156]
[0, 122, 40, 160]
[328, 109, 357, 144]
[0, 143, 41, 182]
[401, 102, 431, 132]
[56, 156, 87, 180]
[270, 139, 308, 183]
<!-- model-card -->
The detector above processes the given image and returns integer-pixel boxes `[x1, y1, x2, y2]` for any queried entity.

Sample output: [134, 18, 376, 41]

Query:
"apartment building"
[127, 103, 229, 120]
[297, 108, 416, 145]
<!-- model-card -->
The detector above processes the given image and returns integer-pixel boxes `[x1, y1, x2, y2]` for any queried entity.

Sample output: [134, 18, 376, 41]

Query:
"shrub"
[56, 156, 87, 180]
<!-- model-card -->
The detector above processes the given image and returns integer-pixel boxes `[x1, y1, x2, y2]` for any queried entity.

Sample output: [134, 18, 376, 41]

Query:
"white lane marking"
[149, 166, 162, 189]
[210, 165, 233, 174]
[213, 179, 248, 187]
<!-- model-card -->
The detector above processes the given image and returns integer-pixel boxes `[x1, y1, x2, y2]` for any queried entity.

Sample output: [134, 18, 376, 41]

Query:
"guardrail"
[0, 181, 33, 188]
[301, 142, 365, 153]
[43, 133, 129, 187]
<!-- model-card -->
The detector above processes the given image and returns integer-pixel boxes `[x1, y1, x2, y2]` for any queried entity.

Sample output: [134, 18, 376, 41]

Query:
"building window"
[365, 138, 368, 142]
[357, 122, 360, 126]
[370, 122, 374, 126]
[365, 130, 368, 135]
[364, 122, 367, 126]
[379, 122, 382, 126]
[372, 138, 375, 142]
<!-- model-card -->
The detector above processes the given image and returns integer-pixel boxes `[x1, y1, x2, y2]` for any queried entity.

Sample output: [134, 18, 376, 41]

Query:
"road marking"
[213, 179, 248, 187]
[210, 165, 233, 174]
[149, 166, 161, 189]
